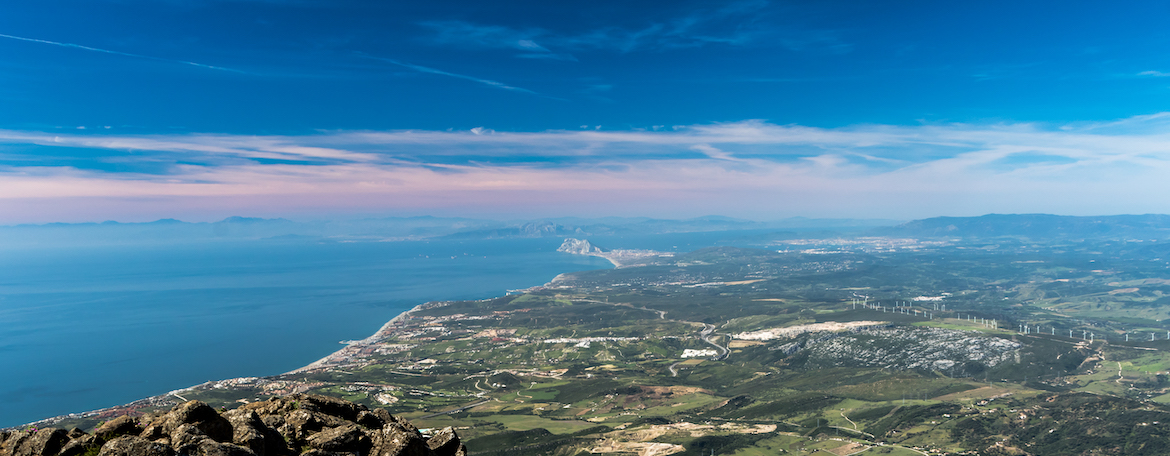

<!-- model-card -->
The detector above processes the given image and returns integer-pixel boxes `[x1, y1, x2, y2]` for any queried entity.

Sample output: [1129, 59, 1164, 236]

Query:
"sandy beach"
[284, 302, 425, 374]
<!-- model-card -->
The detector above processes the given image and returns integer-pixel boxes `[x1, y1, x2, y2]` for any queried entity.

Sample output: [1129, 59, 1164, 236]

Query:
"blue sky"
[2, 1, 1170, 222]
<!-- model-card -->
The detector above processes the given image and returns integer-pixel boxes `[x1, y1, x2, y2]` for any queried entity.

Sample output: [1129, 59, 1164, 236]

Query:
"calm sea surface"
[0, 231, 765, 428]
[0, 237, 618, 428]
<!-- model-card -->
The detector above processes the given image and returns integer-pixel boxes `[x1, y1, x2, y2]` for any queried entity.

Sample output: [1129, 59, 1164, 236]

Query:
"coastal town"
[22, 235, 1170, 455]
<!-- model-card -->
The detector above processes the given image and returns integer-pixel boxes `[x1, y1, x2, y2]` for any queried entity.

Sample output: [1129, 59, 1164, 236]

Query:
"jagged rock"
[238, 398, 300, 418]
[149, 401, 233, 443]
[138, 423, 167, 443]
[187, 439, 257, 456]
[7, 395, 456, 456]
[223, 410, 287, 456]
[94, 416, 141, 440]
[369, 425, 433, 456]
[97, 436, 175, 456]
[425, 427, 462, 456]
[258, 415, 285, 437]
[306, 423, 372, 454]
[170, 424, 213, 454]
[280, 410, 344, 442]
[380, 414, 419, 436]
[354, 411, 384, 430]
[58, 435, 103, 456]
[0, 431, 13, 455]
[291, 395, 365, 423]
[370, 410, 395, 430]
[3, 428, 70, 456]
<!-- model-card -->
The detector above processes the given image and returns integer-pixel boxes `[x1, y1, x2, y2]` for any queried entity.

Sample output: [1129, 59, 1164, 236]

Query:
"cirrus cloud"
[1, 114, 1170, 222]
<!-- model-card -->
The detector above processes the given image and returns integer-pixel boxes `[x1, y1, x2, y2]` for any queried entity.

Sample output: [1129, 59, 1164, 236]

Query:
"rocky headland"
[0, 394, 464, 456]
[555, 238, 671, 267]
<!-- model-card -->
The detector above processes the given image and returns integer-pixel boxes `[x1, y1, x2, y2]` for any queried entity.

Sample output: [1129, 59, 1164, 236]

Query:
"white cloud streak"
[3, 115, 1170, 221]
[0, 32, 247, 74]
[417, 2, 847, 57]
[357, 54, 554, 97]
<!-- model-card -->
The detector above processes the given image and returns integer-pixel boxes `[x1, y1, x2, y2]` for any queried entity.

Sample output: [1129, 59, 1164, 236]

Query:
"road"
[418, 399, 491, 419]
[700, 324, 730, 360]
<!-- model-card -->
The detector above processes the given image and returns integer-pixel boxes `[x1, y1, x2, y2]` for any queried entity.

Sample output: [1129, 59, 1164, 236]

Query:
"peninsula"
[555, 238, 671, 268]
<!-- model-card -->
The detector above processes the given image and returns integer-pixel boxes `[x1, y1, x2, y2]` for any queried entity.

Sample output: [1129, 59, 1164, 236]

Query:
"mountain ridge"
[874, 213, 1170, 239]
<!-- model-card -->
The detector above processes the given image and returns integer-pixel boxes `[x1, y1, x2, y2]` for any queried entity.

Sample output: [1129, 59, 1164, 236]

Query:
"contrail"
[0, 32, 247, 74]
[358, 54, 562, 100]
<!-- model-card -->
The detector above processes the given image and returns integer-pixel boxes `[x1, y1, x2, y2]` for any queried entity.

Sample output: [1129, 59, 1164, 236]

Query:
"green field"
[47, 239, 1170, 455]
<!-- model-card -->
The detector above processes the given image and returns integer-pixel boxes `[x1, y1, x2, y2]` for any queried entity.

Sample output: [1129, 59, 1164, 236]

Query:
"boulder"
[97, 436, 175, 456]
[238, 398, 299, 418]
[149, 401, 233, 443]
[170, 424, 213, 453]
[306, 423, 372, 454]
[381, 414, 419, 436]
[355, 411, 385, 430]
[0, 430, 20, 456]
[5, 428, 69, 456]
[425, 428, 462, 456]
[290, 395, 367, 422]
[369, 425, 434, 456]
[138, 423, 167, 443]
[7, 394, 465, 456]
[280, 410, 344, 442]
[94, 416, 141, 440]
[188, 440, 257, 456]
[57, 434, 103, 456]
[223, 410, 288, 456]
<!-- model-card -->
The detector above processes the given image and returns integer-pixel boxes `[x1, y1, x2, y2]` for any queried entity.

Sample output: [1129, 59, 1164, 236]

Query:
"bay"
[0, 229, 776, 428]
[0, 237, 615, 428]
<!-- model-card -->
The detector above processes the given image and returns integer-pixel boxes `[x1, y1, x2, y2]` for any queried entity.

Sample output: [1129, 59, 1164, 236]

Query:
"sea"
[0, 232, 762, 428]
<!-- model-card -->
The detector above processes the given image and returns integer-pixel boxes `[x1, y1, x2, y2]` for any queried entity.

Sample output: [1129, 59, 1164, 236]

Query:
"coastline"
[589, 251, 622, 268]
[284, 302, 424, 374]
[12, 300, 438, 430]
[12, 247, 618, 430]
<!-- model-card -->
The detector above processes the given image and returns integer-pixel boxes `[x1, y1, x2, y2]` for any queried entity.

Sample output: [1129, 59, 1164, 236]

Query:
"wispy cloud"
[0, 32, 247, 74]
[417, 1, 843, 56]
[1138, 70, 1170, 77]
[4, 115, 1170, 221]
[356, 54, 556, 98]
[417, 21, 577, 61]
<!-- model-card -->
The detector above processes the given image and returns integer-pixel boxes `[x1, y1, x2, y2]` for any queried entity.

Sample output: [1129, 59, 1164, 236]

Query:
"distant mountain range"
[6, 213, 1168, 247]
[875, 214, 1170, 240]
[0, 215, 900, 247]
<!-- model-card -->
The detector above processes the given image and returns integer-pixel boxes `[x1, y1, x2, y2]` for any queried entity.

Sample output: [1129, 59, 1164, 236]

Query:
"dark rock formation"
[0, 394, 466, 456]
[97, 436, 174, 456]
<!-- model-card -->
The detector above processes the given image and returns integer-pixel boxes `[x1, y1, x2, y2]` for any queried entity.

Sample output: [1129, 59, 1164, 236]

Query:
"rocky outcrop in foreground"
[0, 394, 465, 456]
